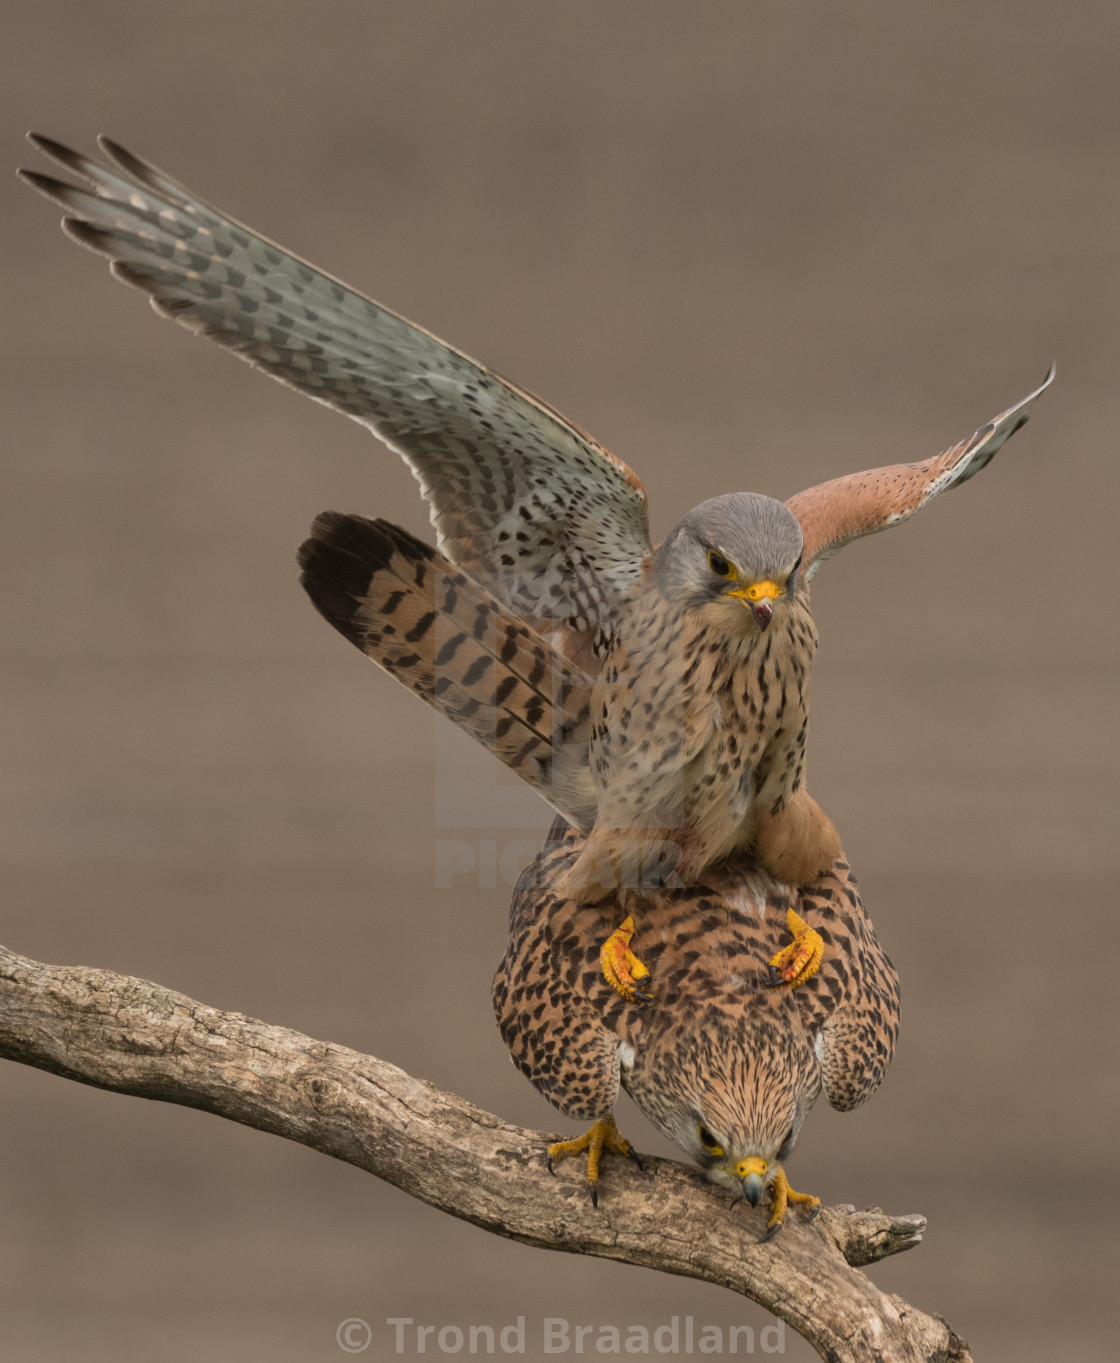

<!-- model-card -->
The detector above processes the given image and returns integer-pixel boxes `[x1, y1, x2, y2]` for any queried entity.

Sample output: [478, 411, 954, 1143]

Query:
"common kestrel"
[21, 138, 945, 1229]
[492, 817, 900, 1228]
[22, 135, 1051, 995]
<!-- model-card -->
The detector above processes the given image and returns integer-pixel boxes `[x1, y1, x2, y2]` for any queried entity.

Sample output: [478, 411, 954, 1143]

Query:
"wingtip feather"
[98, 135, 194, 205]
[24, 134, 101, 184]
[17, 168, 72, 205]
[1029, 361, 1056, 401]
[98, 135, 147, 179]
[60, 218, 116, 256]
[108, 260, 174, 300]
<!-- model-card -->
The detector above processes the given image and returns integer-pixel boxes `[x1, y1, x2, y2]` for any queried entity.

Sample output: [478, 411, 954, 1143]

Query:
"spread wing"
[786, 366, 1054, 579]
[20, 135, 653, 641]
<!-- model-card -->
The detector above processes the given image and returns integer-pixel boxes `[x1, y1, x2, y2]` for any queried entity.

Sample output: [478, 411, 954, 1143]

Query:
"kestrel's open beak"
[726, 580, 781, 630]
[733, 1155, 768, 1206]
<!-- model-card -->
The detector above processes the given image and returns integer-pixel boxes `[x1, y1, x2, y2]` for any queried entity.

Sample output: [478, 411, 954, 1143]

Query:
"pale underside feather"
[21, 135, 652, 644]
[787, 366, 1054, 578]
[21, 136, 1050, 651]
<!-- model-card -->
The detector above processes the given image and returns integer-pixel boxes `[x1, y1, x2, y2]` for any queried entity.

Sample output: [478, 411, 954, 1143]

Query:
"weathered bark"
[0, 943, 970, 1362]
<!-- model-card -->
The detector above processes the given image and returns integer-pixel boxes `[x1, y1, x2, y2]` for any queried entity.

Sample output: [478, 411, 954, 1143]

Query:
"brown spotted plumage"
[297, 513, 593, 800]
[21, 135, 948, 1224]
[493, 819, 900, 1219]
[21, 135, 1051, 900]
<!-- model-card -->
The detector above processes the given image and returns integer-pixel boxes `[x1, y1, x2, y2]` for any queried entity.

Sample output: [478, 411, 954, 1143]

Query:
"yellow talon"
[547, 1116, 641, 1206]
[766, 908, 824, 990]
[600, 915, 653, 1003]
[762, 1166, 821, 1240]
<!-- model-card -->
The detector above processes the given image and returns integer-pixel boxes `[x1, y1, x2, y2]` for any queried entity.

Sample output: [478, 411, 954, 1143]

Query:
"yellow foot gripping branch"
[600, 915, 653, 1004]
[546, 1116, 642, 1208]
[761, 1167, 821, 1242]
[765, 908, 824, 990]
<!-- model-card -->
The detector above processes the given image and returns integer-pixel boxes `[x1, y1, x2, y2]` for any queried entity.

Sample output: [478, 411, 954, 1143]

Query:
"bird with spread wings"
[21, 135, 1049, 1228]
[17, 130, 1051, 992]
[22, 136, 1051, 1009]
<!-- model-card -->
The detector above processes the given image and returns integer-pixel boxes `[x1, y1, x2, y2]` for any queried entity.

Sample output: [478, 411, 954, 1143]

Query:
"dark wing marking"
[298, 514, 596, 825]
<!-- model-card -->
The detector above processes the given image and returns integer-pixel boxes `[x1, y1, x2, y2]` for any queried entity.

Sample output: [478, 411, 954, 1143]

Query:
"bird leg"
[564, 830, 686, 904]
[761, 1167, 821, 1240]
[765, 908, 824, 990]
[546, 1116, 641, 1207]
[599, 915, 653, 1003]
[753, 788, 842, 887]
[562, 836, 619, 904]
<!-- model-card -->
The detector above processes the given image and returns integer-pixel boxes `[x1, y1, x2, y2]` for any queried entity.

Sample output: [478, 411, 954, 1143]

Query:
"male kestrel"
[492, 817, 900, 1230]
[22, 135, 1051, 993]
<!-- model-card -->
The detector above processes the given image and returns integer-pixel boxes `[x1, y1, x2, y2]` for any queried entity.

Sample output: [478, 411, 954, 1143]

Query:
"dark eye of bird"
[707, 550, 731, 578]
[698, 1124, 721, 1150]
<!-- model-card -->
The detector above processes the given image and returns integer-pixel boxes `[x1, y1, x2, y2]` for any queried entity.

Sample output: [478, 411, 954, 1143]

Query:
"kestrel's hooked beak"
[729, 1155, 768, 1206]
[725, 580, 781, 630]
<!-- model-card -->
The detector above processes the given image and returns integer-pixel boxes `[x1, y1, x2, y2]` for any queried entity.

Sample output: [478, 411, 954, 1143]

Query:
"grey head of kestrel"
[653, 492, 806, 631]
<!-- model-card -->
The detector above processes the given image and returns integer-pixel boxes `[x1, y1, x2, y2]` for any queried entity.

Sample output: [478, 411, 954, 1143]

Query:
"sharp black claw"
[807, 1204, 821, 1223]
[761, 1221, 782, 1243]
[546, 1154, 555, 1175]
[626, 1148, 644, 1170]
[589, 1184, 599, 1209]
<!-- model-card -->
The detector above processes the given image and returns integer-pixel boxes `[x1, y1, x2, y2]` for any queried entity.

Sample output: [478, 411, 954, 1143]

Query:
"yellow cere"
[745, 580, 781, 602]
[736, 1156, 768, 1179]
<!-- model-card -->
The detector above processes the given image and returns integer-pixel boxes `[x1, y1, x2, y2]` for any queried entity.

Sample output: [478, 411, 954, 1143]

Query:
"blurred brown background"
[2, 3, 1118, 1360]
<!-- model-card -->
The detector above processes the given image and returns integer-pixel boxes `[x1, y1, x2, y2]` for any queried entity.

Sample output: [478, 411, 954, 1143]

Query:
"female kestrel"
[22, 135, 1051, 942]
[492, 818, 900, 1231]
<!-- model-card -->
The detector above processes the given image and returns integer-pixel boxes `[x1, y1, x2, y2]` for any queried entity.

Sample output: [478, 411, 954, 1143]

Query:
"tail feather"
[298, 513, 593, 822]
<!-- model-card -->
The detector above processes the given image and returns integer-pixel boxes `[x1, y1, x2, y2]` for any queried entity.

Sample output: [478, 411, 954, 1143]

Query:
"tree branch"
[0, 944, 970, 1362]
